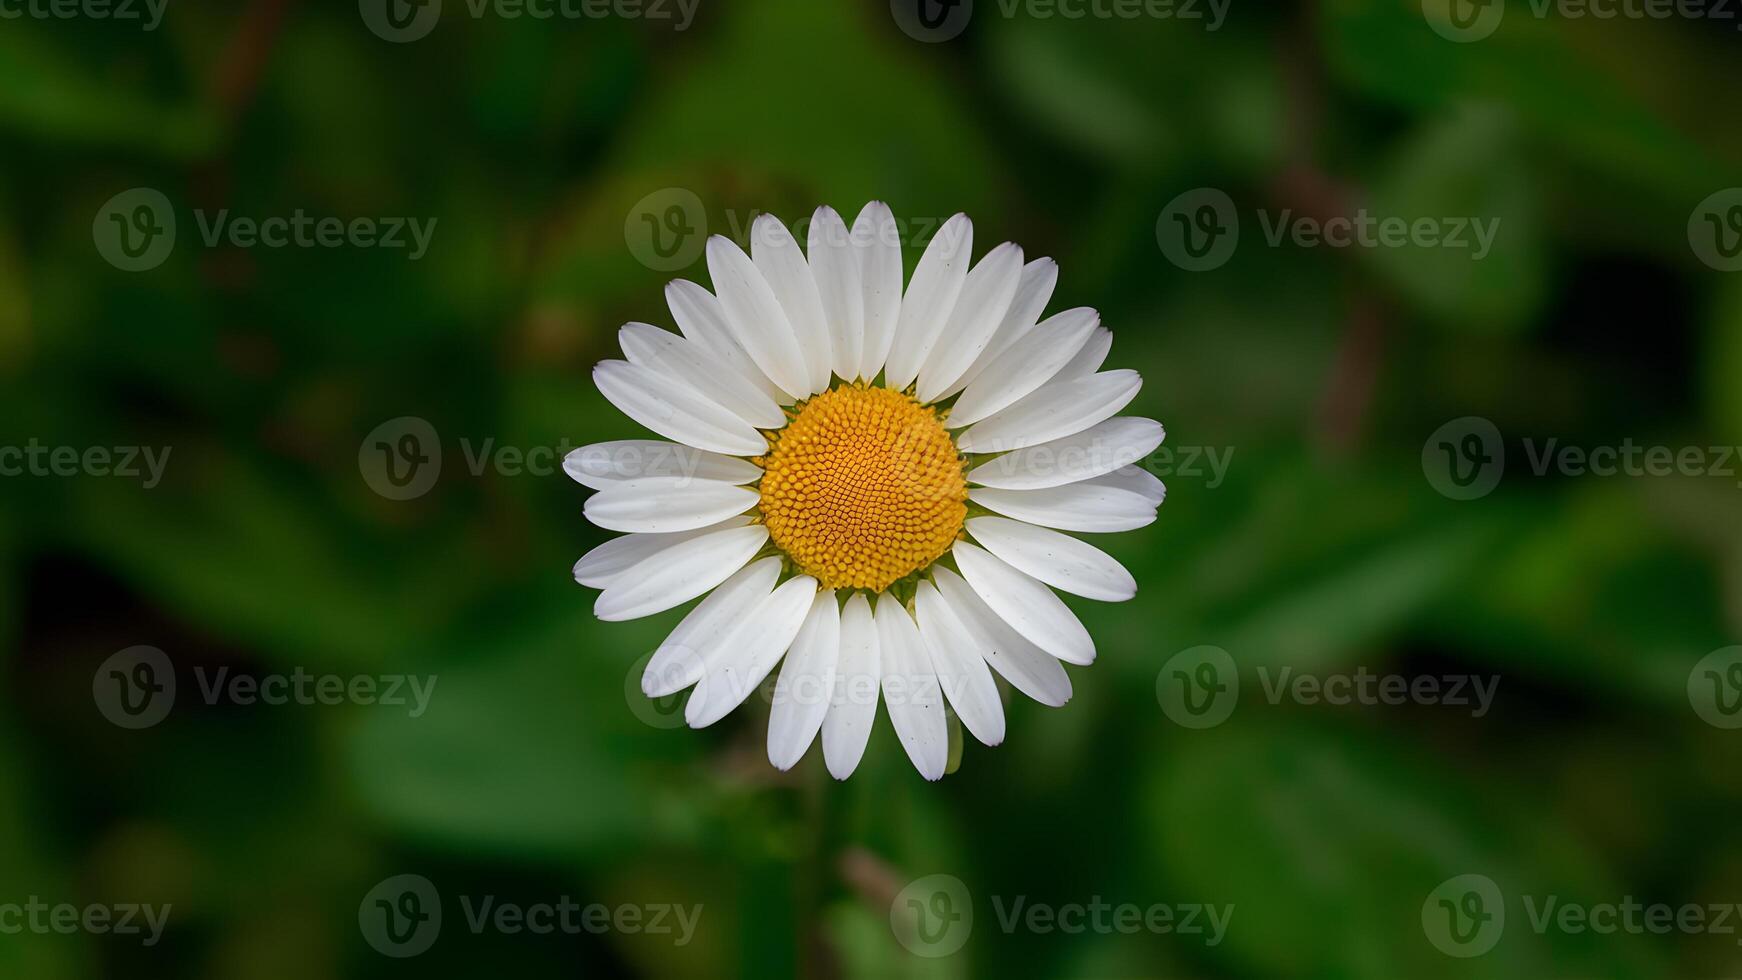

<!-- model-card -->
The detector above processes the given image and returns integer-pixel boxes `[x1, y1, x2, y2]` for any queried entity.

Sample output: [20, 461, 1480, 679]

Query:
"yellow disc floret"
[758, 384, 967, 592]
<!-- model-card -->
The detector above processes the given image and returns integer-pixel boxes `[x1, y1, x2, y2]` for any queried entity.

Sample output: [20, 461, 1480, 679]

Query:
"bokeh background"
[3, 0, 1741, 976]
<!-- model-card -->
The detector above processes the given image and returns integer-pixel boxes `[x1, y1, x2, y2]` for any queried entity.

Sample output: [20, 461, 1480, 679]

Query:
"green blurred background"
[3, 0, 1741, 976]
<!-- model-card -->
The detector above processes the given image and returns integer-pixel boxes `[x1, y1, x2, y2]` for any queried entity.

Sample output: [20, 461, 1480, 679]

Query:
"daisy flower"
[567, 203, 1165, 780]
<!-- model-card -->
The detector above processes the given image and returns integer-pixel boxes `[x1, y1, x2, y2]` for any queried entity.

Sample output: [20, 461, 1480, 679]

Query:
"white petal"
[583, 477, 757, 534]
[875, 595, 949, 780]
[969, 477, 1159, 533]
[949, 257, 1060, 395]
[966, 418, 1164, 490]
[932, 567, 1071, 707]
[563, 439, 762, 491]
[966, 516, 1136, 602]
[642, 557, 780, 696]
[1098, 464, 1168, 504]
[619, 322, 786, 429]
[594, 359, 768, 456]
[823, 593, 881, 779]
[687, 575, 817, 728]
[751, 215, 833, 395]
[952, 541, 1095, 665]
[954, 370, 1141, 452]
[915, 581, 1006, 746]
[665, 280, 790, 404]
[915, 242, 1023, 404]
[809, 207, 865, 383]
[593, 523, 768, 622]
[948, 308, 1099, 426]
[853, 201, 903, 383]
[883, 213, 973, 391]
[1055, 326, 1111, 380]
[766, 589, 841, 770]
[572, 516, 753, 588]
[705, 236, 810, 399]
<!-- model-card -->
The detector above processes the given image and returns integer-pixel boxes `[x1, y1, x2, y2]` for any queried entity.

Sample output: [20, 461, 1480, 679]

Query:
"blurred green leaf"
[1427, 480, 1727, 704]
[532, 0, 1003, 308]
[1365, 106, 1546, 331]
[1133, 456, 1505, 675]
[0, 31, 215, 157]
[1707, 276, 1742, 445]
[986, 19, 1171, 168]
[0, 205, 28, 370]
[1148, 719, 1663, 978]
[1321, 0, 1732, 205]
[347, 590, 700, 859]
[0, 742, 81, 980]
[62, 453, 471, 669]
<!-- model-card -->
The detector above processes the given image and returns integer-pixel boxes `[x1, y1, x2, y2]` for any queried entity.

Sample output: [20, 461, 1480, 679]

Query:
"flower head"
[568, 203, 1164, 780]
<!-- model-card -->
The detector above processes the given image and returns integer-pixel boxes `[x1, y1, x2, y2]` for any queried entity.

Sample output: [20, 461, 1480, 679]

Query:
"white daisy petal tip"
[766, 588, 840, 771]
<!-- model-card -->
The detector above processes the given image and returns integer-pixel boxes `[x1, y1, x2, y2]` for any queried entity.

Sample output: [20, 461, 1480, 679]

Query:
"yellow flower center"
[758, 384, 967, 592]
